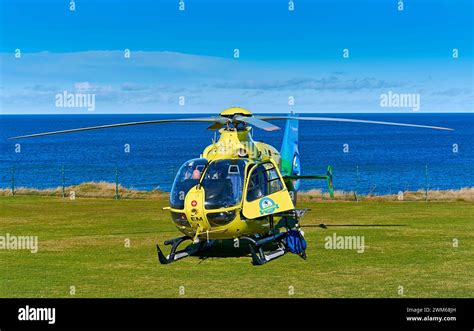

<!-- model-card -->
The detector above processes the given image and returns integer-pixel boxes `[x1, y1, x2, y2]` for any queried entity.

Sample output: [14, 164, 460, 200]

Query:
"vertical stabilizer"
[280, 115, 301, 200]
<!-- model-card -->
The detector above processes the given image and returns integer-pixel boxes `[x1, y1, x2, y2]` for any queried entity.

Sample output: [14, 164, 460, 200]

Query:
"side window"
[267, 167, 284, 194]
[246, 163, 284, 202]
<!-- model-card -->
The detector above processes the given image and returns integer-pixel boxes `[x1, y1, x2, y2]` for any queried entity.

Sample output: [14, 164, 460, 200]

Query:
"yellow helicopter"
[11, 107, 453, 265]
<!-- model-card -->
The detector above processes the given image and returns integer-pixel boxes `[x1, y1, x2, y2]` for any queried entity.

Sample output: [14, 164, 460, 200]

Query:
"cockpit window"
[201, 159, 246, 209]
[170, 158, 208, 209]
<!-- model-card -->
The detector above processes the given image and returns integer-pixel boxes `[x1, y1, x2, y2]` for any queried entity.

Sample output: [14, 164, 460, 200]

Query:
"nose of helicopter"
[184, 189, 210, 234]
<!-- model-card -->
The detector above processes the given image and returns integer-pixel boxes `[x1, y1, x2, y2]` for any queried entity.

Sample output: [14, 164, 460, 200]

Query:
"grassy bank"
[1, 182, 473, 202]
[0, 195, 472, 298]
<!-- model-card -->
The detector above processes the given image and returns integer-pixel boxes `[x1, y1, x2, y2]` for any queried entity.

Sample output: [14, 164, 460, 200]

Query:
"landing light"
[237, 148, 248, 157]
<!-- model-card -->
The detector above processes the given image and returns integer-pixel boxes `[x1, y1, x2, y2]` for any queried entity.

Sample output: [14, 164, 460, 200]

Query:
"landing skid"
[241, 230, 306, 266]
[156, 236, 213, 264]
[156, 209, 308, 265]
[241, 233, 288, 265]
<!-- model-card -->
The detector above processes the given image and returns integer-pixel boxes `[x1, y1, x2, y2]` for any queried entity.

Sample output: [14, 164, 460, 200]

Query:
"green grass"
[0, 196, 473, 298]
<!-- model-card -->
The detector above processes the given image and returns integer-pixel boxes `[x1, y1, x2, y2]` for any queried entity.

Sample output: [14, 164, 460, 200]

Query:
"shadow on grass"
[156, 238, 265, 263]
[305, 224, 407, 228]
[196, 240, 251, 260]
[192, 239, 279, 261]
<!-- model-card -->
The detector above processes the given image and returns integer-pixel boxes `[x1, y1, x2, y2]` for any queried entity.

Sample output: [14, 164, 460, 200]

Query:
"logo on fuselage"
[259, 197, 279, 215]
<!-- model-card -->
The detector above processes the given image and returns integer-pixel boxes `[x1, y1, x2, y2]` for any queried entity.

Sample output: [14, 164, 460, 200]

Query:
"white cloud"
[0, 51, 472, 114]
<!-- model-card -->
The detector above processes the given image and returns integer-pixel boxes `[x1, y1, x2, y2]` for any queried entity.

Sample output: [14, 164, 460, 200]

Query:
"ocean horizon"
[1, 113, 473, 195]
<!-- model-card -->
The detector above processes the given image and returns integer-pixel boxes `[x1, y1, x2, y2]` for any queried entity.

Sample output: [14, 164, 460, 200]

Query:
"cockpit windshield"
[201, 159, 247, 209]
[169, 158, 208, 209]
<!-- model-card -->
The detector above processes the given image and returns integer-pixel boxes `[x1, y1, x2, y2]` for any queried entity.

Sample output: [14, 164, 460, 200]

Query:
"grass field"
[0, 195, 473, 298]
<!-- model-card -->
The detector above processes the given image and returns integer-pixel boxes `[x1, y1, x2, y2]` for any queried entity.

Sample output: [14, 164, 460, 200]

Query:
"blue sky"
[0, 0, 472, 114]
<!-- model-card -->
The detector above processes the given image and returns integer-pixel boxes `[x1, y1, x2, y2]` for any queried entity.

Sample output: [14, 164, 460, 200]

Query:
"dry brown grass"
[298, 187, 474, 202]
[0, 181, 168, 200]
[297, 189, 356, 202]
[1, 182, 473, 202]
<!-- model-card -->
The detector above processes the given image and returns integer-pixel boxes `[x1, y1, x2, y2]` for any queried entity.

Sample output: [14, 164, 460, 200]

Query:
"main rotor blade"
[206, 117, 228, 130]
[9, 117, 221, 139]
[256, 116, 453, 131]
[234, 115, 280, 131]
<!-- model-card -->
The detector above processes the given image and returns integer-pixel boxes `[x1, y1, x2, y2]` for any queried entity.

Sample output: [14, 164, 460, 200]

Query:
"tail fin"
[280, 115, 301, 200]
[280, 115, 335, 203]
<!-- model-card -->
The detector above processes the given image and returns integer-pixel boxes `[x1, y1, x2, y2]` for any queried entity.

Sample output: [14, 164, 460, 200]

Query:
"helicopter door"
[242, 161, 294, 219]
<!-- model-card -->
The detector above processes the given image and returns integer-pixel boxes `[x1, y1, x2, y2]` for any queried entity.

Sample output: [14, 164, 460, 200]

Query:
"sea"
[0, 113, 472, 195]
